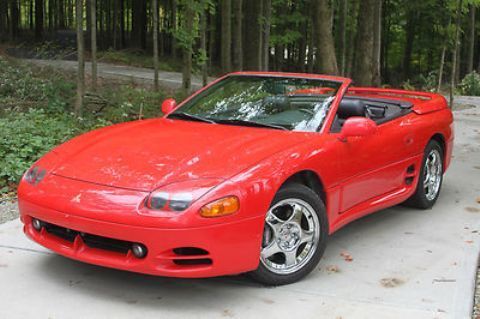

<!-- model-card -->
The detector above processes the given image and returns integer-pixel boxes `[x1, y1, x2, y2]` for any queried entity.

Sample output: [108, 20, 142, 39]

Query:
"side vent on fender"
[405, 165, 416, 185]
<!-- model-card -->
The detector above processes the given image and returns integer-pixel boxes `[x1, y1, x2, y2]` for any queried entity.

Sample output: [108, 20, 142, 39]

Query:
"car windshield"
[169, 75, 342, 132]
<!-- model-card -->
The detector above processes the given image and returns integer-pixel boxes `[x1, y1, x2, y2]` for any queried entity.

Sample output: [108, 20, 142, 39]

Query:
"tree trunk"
[337, 0, 347, 76]
[200, 9, 208, 86]
[171, 0, 177, 58]
[437, 44, 446, 92]
[68, 0, 73, 28]
[48, 0, 54, 31]
[86, 0, 91, 47]
[120, 0, 125, 48]
[232, 0, 243, 71]
[346, 0, 359, 77]
[132, 0, 147, 49]
[113, 0, 119, 49]
[208, 12, 216, 72]
[159, 1, 165, 57]
[152, 0, 159, 90]
[372, 0, 382, 85]
[0, 0, 6, 39]
[244, 0, 262, 70]
[456, 38, 462, 84]
[182, 4, 194, 93]
[57, 0, 65, 28]
[29, 0, 33, 31]
[257, 0, 264, 70]
[298, 22, 307, 72]
[97, 0, 103, 49]
[221, 0, 232, 73]
[262, 0, 271, 71]
[313, 0, 338, 75]
[307, 18, 314, 73]
[450, 0, 463, 108]
[352, 0, 375, 85]
[75, 0, 85, 116]
[10, 0, 19, 41]
[91, 0, 97, 90]
[402, 11, 416, 80]
[467, 5, 476, 74]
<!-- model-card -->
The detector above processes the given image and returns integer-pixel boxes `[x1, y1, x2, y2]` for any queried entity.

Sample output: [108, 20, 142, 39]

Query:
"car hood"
[51, 118, 309, 191]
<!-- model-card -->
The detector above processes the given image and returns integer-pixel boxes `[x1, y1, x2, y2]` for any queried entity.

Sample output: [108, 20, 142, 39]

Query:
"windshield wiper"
[167, 112, 216, 124]
[214, 119, 288, 131]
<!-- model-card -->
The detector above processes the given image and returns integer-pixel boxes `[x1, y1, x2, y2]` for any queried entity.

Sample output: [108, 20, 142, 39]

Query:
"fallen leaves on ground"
[380, 277, 405, 288]
[326, 265, 341, 273]
[466, 207, 480, 213]
[340, 251, 353, 262]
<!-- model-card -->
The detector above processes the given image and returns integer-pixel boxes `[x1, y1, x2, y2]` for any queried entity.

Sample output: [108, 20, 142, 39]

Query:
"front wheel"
[404, 140, 444, 209]
[249, 184, 328, 286]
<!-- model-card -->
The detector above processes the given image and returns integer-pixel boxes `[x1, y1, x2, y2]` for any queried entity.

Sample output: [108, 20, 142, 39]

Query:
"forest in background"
[1, 0, 480, 94]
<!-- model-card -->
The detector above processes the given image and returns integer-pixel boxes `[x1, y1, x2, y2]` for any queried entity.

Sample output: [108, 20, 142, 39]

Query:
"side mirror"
[161, 98, 177, 115]
[339, 117, 377, 142]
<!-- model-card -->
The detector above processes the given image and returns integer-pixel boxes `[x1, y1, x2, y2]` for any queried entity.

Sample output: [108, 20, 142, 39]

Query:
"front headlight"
[144, 179, 222, 212]
[24, 166, 47, 185]
[146, 191, 193, 211]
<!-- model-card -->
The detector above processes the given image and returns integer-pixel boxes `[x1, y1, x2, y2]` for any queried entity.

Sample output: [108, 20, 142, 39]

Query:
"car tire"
[404, 139, 444, 209]
[249, 183, 329, 286]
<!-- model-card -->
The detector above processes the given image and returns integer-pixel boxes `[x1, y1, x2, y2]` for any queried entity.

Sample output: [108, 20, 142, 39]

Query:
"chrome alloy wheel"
[423, 149, 443, 201]
[260, 198, 320, 275]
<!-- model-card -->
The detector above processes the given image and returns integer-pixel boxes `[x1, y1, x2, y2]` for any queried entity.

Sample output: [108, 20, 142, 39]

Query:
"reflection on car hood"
[51, 118, 309, 191]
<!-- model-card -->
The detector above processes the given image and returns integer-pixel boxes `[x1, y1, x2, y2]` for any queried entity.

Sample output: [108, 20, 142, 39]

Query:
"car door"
[332, 110, 416, 213]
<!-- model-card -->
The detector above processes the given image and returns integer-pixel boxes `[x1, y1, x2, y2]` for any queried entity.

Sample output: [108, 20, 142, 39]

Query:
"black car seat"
[331, 99, 366, 132]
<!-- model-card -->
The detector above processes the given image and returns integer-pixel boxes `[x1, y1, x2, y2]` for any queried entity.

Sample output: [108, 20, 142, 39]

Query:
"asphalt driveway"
[0, 97, 479, 319]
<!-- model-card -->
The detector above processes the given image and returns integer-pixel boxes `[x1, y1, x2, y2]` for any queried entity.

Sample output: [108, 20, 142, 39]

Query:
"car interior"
[257, 94, 413, 131]
[330, 96, 413, 133]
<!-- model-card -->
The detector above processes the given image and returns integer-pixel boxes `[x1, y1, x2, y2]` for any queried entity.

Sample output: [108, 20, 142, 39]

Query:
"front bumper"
[19, 198, 264, 278]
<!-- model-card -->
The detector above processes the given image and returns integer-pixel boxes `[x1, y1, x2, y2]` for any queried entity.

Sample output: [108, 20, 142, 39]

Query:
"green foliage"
[400, 80, 415, 91]
[459, 72, 480, 96]
[173, 0, 214, 52]
[0, 57, 171, 194]
[0, 109, 86, 192]
[418, 72, 438, 92]
[0, 56, 75, 114]
[270, 0, 306, 47]
[98, 85, 165, 122]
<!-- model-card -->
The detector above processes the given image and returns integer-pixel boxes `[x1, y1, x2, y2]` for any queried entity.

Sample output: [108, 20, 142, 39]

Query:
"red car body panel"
[18, 72, 454, 278]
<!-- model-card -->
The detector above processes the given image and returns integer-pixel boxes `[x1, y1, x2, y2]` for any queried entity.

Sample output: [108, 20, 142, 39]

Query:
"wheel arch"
[430, 133, 445, 152]
[430, 133, 447, 170]
[280, 170, 327, 208]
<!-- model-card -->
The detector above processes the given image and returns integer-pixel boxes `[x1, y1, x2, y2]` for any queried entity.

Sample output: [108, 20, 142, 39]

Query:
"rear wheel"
[404, 140, 444, 209]
[249, 184, 328, 286]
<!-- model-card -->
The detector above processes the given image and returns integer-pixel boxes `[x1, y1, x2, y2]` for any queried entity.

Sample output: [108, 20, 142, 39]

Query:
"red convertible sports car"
[18, 72, 453, 285]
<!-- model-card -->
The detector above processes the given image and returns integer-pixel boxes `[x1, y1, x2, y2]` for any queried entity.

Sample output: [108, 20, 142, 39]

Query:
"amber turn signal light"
[200, 196, 239, 218]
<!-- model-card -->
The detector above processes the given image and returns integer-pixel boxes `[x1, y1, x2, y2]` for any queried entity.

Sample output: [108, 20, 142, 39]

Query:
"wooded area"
[0, 0, 479, 99]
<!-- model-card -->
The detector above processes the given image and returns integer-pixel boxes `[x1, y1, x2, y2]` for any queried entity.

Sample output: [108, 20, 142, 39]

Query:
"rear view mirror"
[339, 117, 377, 142]
[161, 98, 177, 115]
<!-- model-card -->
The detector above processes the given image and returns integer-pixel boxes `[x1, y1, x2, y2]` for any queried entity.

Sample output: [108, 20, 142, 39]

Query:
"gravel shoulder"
[0, 197, 18, 224]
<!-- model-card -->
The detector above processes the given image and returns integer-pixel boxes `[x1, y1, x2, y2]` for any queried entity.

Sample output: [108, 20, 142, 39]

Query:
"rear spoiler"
[347, 87, 448, 115]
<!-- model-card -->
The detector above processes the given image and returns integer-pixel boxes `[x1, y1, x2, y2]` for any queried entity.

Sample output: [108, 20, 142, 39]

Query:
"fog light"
[32, 218, 43, 231]
[131, 244, 147, 258]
